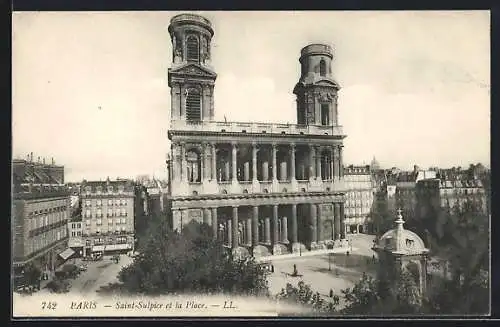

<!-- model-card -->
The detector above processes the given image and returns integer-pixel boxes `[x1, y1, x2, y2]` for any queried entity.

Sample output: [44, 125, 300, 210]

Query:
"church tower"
[168, 14, 217, 123]
[293, 44, 341, 126]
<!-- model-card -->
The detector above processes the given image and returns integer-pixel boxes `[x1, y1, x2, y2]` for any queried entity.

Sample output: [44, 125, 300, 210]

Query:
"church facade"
[166, 13, 347, 257]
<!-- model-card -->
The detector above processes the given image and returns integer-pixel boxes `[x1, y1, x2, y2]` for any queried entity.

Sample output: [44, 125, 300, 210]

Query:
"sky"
[12, 11, 490, 182]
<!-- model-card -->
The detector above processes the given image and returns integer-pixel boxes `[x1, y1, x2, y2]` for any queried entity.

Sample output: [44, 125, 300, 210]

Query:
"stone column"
[281, 216, 289, 243]
[171, 83, 180, 120]
[246, 217, 252, 246]
[316, 204, 322, 243]
[316, 146, 322, 180]
[262, 162, 269, 181]
[232, 206, 239, 248]
[232, 143, 238, 182]
[291, 204, 298, 244]
[334, 203, 340, 240]
[200, 151, 205, 181]
[309, 145, 316, 178]
[280, 162, 287, 181]
[264, 216, 271, 244]
[173, 143, 181, 181]
[181, 143, 188, 182]
[227, 218, 232, 247]
[211, 144, 217, 180]
[252, 206, 259, 246]
[330, 148, 335, 179]
[252, 143, 258, 182]
[244, 162, 250, 181]
[340, 202, 346, 239]
[224, 161, 230, 181]
[272, 144, 277, 182]
[310, 203, 317, 244]
[290, 144, 296, 181]
[339, 145, 344, 178]
[211, 208, 218, 239]
[272, 205, 279, 244]
[203, 208, 212, 226]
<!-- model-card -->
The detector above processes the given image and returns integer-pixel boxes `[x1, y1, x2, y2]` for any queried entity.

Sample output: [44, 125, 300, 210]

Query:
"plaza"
[267, 234, 377, 307]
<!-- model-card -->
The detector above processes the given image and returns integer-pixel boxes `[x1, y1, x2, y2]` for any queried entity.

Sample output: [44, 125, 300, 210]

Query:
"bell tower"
[168, 14, 217, 123]
[293, 44, 341, 126]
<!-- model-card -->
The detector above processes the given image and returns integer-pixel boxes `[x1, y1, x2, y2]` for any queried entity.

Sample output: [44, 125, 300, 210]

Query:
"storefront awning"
[59, 248, 75, 260]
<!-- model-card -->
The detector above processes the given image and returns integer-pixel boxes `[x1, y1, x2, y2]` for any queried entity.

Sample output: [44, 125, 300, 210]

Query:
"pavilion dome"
[374, 210, 429, 255]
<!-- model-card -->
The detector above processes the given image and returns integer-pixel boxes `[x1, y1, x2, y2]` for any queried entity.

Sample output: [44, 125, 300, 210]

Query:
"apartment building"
[12, 156, 70, 280]
[79, 179, 135, 256]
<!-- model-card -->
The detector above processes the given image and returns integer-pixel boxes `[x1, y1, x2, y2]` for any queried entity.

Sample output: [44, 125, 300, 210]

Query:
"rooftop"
[373, 209, 429, 256]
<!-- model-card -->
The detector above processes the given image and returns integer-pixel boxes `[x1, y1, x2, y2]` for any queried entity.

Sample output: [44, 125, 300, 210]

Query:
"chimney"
[26, 154, 30, 161]
[37, 156, 41, 163]
[30, 152, 33, 162]
[42, 158, 46, 164]
[51, 157, 55, 165]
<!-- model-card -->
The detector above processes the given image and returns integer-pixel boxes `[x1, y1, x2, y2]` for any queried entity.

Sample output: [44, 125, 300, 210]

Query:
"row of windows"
[84, 199, 129, 207]
[84, 185, 126, 194]
[70, 223, 82, 229]
[91, 227, 129, 235]
[345, 207, 370, 216]
[27, 227, 67, 255]
[345, 200, 372, 208]
[83, 209, 129, 218]
[346, 191, 373, 199]
[91, 236, 129, 245]
[27, 212, 67, 231]
[71, 231, 82, 237]
[85, 218, 128, 225]
[28, 206, 67, 216]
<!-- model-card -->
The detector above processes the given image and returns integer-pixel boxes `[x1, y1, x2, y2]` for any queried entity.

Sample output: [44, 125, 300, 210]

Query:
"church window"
[321, 104, 330, 125]
[186, 88, 202, 122]
[186, 36, 200, 63]
[320, 59, 327, 76]
[186, 150, 201, 183]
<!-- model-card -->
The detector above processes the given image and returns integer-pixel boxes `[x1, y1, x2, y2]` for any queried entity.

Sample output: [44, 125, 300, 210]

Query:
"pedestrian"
[329, 289, 333, 298]
[333, 295, 340, 305]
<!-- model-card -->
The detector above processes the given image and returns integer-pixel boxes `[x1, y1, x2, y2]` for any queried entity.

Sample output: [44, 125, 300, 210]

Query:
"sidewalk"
[256, 246, 357, 263]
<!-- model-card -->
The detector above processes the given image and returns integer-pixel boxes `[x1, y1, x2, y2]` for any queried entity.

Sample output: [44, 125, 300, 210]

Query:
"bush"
[47, 279, 71, 293]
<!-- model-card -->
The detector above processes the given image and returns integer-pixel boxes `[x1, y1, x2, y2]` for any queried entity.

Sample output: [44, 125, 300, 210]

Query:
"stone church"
[166, 13, 348, 257]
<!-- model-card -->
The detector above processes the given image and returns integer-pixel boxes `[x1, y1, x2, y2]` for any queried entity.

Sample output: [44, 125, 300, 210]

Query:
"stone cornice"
[169, 192, 345, 209]
[168, 131, 346, 144]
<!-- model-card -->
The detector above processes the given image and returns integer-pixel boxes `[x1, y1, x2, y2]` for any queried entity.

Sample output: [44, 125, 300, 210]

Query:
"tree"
[341, 269, 423, 315]
[117, 220, 270, 296]
[423, 198, 489, 314]
[276, 281, 337, 315]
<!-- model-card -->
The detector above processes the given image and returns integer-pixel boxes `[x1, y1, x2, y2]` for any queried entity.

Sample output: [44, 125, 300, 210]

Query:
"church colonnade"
[171, 142, 345, 184]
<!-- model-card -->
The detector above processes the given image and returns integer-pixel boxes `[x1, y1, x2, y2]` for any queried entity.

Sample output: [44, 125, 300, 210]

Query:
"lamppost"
[328, 252, 332, 271]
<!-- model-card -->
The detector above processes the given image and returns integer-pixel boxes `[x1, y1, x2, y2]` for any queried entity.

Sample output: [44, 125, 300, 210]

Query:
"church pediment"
[169, 63, 217, 79]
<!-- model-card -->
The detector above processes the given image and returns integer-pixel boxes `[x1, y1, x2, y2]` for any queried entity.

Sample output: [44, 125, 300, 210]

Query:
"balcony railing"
[171, 179, 346, 196]
[170, 120, 344, 136]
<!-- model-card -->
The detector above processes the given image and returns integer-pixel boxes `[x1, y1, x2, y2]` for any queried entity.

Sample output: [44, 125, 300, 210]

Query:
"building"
[343, 165, 376, 234]
[79, 178, 135, 257]
[165, 14, 348, 257]
[416, 177, 487, 222]
[372, 209, 430, 296]
[395, 166, 437, 223]
[143, 178, 169, 216]
[12, 155, 70, 281]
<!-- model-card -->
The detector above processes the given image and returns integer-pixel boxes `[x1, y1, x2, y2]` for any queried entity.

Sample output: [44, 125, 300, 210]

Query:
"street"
[70, 255, 133, 294]
[34, 254, 134, 296]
